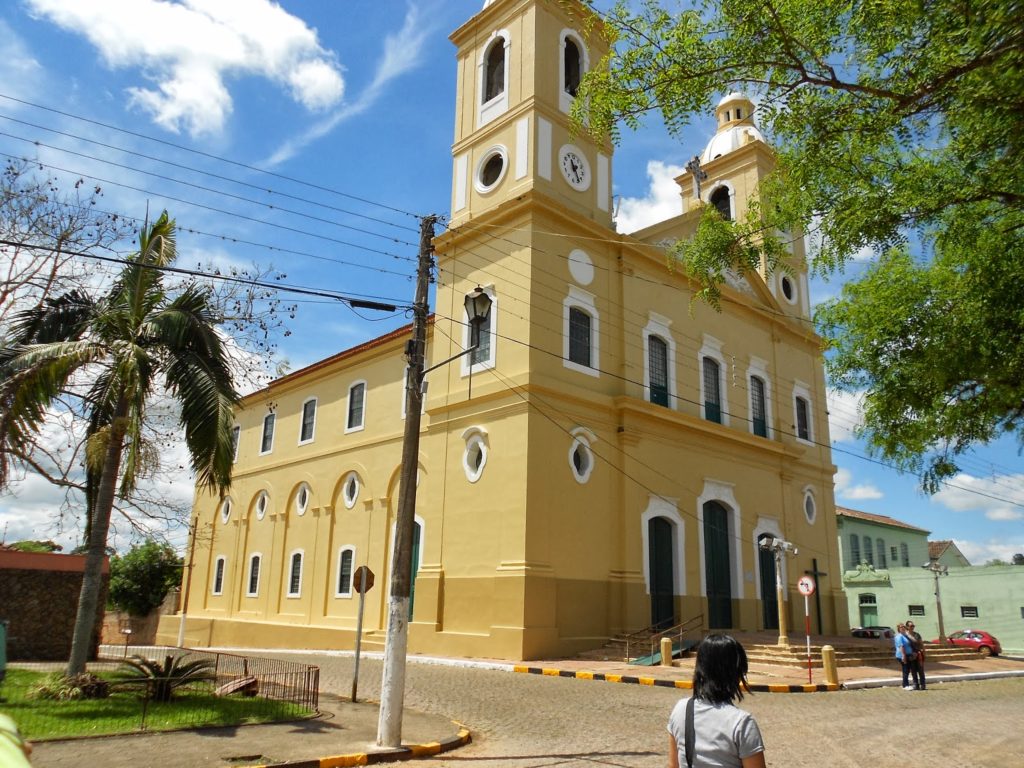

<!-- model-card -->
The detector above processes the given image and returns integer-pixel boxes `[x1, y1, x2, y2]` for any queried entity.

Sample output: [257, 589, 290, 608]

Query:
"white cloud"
[0, 20, 45, 103]
[953, 538, 1024, 565]
[26, 0, 344, 137]
[933, 473, 1024, 521]
[614, 161, 685, 234]
[265, 4, 433, 166]
[833, 467, 883, 500]
[826, 388, 865, 443]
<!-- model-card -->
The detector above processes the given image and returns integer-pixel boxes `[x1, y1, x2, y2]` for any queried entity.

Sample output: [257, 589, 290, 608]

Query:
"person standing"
[667, 634, 767, 768]
[894, 623, 921, 690]
[905, 620, 927, 690]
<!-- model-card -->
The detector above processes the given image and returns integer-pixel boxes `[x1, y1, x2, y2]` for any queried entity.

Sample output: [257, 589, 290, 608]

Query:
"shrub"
[28, 672, 110, 701]
[114, 654, 216, 702]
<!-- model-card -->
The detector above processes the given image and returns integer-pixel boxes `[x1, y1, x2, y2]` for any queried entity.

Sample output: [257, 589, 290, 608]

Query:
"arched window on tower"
[710, 187, 731, 220]
[484, 38, 506, 103]
[563, 36, 581, 97]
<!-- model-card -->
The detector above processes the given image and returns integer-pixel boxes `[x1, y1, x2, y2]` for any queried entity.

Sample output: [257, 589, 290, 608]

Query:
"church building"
[160, 0, 848, 660]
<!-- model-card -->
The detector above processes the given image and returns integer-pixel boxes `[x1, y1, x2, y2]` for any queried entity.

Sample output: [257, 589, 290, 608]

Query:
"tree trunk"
[66, 399, 128, 676]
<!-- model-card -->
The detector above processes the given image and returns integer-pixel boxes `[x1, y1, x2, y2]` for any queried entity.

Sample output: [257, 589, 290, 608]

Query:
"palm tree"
[0, 212, 239, 674]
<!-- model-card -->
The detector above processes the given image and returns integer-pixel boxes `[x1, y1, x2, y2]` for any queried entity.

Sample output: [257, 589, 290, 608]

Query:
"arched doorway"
[703, 501, 732, 628]
[648, 516, 675, 628]
[758, 533, 779, 630]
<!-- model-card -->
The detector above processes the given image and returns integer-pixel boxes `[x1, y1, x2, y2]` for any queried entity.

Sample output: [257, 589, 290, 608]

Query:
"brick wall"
[0, 550, 109, 661]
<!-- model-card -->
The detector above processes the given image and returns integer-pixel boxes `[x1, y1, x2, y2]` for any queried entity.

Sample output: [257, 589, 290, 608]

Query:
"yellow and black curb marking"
[513, 665, 840, 693]
[253, 726, 471, 768]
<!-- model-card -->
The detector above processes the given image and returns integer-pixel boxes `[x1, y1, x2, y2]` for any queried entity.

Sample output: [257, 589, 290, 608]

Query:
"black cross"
[685, 154, 708, 200]
[805, 558, 828, 635]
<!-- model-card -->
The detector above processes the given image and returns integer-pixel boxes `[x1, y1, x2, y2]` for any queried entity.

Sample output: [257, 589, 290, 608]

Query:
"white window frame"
[295, 483, 310, 516]
[231, 425, 240, 462]
[461, 426, 488, 483]
[260, 411, 275, 455]
[255, 491, 269, 521]
[336, 546, 356, 598]
[220, 497, 233, 524]
[746, 356, 773, 438]
[642, 313, 676, 408]
[212, 555, 226, 596]
[698, 335, 729, 425]
[346, 380, 367, 433]
[474, 145, 509, 194]
[563, 286, 600, 377]
[298, 397, 317, 445]
[558, 28, 590, 114]
[640, 495, 687, 596]
[342, 472, 360, 509]
[477, 29, 511, 128]
[793, 380, 814, 444]
[246, 553, 262, 597]
[568, 426, 596, 484]
[286, 549, 304, 598]
[461, 286, 497, 375]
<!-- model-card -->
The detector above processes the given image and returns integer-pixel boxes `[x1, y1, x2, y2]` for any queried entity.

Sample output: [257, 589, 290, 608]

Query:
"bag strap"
[685, 697, 696, 768]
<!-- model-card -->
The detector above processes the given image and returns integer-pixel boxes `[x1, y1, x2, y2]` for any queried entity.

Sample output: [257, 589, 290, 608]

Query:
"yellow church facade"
[160, 0, 849, 660]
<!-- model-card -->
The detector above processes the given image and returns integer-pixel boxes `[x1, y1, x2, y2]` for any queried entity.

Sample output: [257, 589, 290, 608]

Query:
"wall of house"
[837, 517, 930, 572]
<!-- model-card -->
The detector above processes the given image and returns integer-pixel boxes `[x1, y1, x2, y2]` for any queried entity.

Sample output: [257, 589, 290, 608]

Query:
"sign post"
[797, 575, 816, 684]
[351, 566, 375, 702]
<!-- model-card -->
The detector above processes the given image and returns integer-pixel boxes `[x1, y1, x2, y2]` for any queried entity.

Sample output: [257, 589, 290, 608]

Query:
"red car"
[935, 629, 1002, 656]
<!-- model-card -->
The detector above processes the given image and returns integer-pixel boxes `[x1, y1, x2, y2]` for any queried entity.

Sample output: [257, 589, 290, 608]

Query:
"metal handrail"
[625, 614, 704, 662]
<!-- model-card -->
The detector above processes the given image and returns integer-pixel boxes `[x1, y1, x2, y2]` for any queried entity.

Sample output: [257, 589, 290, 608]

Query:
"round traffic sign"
[797, 575, 816, 596]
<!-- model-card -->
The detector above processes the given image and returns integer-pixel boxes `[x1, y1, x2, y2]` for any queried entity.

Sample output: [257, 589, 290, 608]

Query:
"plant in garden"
[114, 654, 216, 703]
[28, 672, 110, 701]
[108, 540, 183, 617]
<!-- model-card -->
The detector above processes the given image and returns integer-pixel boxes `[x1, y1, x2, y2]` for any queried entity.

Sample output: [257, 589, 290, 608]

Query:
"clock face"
[559, 146, 590, 191]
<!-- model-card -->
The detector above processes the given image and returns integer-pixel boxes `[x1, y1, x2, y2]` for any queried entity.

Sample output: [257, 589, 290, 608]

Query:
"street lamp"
[921, 561, 949, 641]
[760, 536, 797, 646]
[376, 282, 492, 748]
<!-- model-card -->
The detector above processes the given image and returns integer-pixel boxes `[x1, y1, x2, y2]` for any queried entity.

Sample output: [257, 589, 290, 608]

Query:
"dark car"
[852, 625, 895, 639]
[935, 629, 1002, 656]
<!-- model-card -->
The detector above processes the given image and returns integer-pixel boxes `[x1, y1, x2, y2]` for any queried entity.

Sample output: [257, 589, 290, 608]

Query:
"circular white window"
[803, 491, 817, 524]
[474, 146, 508, 193]
[780, 274, 797, 305]
[295, 484, 309, 516]
[463, 434, 488, 483]
[220, 498, 232, 524]
[568, 249, 594, 286]
[343, 473, 360, 509]
[255, 492, 268, 520]
[569, 438, 593, 484]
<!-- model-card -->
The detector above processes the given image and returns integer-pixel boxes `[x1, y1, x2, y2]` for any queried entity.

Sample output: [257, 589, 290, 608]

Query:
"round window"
[475, 146, 508, 193]
[343, 473, 360, 509]
[256, 492, 268, 520]
[569, 438, 593, 483]
[804, 491, 817, 524]
[780, 275, 797, 304]
[296, 485, 309, 516]
[463, 434, 487, 483]
[220, 498, 232, 524]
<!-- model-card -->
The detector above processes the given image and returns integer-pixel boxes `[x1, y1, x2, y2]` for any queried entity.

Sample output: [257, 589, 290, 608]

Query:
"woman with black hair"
[667, 634, 767, 768]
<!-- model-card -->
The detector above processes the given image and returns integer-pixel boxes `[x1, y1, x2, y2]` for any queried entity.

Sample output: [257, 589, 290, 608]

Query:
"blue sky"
[0, 0, 1021, 563]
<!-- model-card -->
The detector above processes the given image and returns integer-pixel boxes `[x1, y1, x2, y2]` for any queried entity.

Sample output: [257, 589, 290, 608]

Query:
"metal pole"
[377, 215, 435, 748]
[352, 567, 368, 703]
[804, 593, 812, 684]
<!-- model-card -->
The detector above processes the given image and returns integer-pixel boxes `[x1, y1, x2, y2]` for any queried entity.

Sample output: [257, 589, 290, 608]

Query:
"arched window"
[484, 38, 505, 103]
[900, 542, 910, 567]
[710, 187, 731, 220]
[336, 547, 355, 597]
[299, 398, 317, 444]
[287, 551, 303, 597]
[212, 556, 226, 595]
[702, 357, 722, 423]
[563, 36, 581, 96]
[750, 375, 767, 437]
[246, 554, 262, 596]
[568, 306, 592, 367]
[648, 335, 669, 406]
[850, 533, 861, 564]
[231, 425, 240, 462]
[260, 412, 275, 454]
[470, 305, 492, 366]
[876, 539, 887, 568]
[794, 392, 812, 442]
[862, 536, 874, 566]
[347, 381, 366, 432]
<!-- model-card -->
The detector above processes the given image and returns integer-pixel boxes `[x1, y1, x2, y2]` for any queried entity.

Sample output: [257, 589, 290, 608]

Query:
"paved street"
[278, 653, 1024, 767]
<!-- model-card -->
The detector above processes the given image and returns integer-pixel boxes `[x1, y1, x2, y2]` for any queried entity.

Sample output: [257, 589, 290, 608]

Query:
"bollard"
[821, 644, 839, 686]
[660, 637, 674, 667]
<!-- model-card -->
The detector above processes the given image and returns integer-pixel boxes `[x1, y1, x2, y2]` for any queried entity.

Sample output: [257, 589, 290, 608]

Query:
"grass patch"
[0, 668, 313, 741]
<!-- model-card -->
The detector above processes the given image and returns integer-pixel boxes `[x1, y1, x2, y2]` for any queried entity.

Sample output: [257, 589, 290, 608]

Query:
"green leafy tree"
[1013, 554, 1024, 566]
[108, 540, 182, 617]
[0, 212, 238, 675]
[576, 0, 1024, 487]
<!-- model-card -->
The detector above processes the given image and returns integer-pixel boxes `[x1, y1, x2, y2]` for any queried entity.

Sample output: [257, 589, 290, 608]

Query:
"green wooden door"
[648, 517, 675, 628]
[408, 521, 421, 620]
[704, 501, 732, 629]
[758, 534, 778, 630]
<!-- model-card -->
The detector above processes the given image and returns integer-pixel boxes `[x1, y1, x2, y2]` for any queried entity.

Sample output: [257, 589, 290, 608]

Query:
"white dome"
[701, 124, 765, 163]
[717, 92, 747, 108]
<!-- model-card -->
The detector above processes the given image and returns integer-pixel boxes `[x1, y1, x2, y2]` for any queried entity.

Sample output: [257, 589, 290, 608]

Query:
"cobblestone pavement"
[278, 653, 1024, 767]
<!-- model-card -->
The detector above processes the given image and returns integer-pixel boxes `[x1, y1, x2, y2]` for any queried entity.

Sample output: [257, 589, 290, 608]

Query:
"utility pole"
[377, 215, 435, 748]
[922, 561, 949, 641]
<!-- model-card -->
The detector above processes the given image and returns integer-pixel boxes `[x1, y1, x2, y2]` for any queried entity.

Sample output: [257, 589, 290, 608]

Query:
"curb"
[512, 665, 840, 693]
[250, 726, 471, 768]
[842, 669, 1024, 689]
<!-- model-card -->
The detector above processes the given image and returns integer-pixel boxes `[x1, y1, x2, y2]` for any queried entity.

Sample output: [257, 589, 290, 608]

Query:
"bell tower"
[448, 0, 612, 228]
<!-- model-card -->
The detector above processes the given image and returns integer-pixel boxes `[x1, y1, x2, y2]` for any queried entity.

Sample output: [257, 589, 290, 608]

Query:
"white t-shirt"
[667, 696, 765, 768]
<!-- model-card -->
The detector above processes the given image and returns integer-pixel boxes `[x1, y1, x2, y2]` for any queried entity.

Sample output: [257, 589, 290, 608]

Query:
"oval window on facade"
[220, 498, 232, 524]
[463, 434, 488, 483]
[343, 473, 360, 509]
[803, 489, 817, 525]
[295, 484, 310, 516]
[255, 491, 268, 520]
[569, 437, 594, 484]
